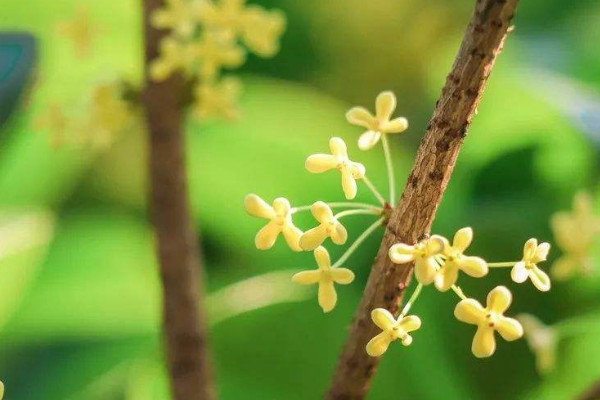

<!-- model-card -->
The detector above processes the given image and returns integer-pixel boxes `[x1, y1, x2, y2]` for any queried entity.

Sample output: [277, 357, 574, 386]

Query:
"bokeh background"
[1, 0, 600, 399]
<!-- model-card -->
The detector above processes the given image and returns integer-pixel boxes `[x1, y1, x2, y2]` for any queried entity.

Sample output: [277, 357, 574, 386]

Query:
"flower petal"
[427, 235, 447, 255]
[487, 286, 512, 314]
[399, 315, 421, 332]
[453, 227, 473, 252]
[330, 268, 355, 284]
[375, 91, 396, 121]
[299, 226, 327, 251]
[434, 264, 459, 291]
[358, 130, 381, 151]
[511, 261, 529, 283]
[341, 169, 358, 199]
[318, 280, 337, 312]
[272, 197, 291, 214]
[245, 194, 275, 219]
[532, 242, 551, 263]
[472, 326, 496, 358]
[530, 267, 551, 292]
[346, 106, 376, 129]
[401, 335, 413, 346]
[306, 154, 338, 173]
[389, 243, 416, 264]
[414, 257, 437, 285]
[496, 316, 524, 341]
[292, 270, 321, 285]
[255, 221, 281, 250]
[381, 116, 408, 133]
[459, 256, 488, 277]
[282, 224, 303, 251]
[330, 220, 348, 245]
[329, 137, 348, 158]
[371, 308, 396, 331]
[366, 332, 393, 357]
[311, 201, 334, 223]
[454, 298, 485, 325]
[314, 246, 331, 269]
[523, 238, 538, 261]
[349, 162, 366, 179]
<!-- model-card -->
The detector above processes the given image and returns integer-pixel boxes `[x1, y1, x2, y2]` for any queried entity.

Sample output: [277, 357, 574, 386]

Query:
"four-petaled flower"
[195, 32, 246, 81]
[511, 239, 551, 292]
[389, 236, 446, 285]
[300, 201, 347, 250]
[454, 286, 523, 358]
[517, 314, 557, 375]
[193, 77, 242, 120]
[346, 91, 409, 151]
[292, 246, 354, 312]
[244, 194, 303, 251]
[151, 0, 204, 38]
[85, 83, 132, 149]
[305, 137, 366, 199]
[366, 309, 421, 357]
[435, 227, 488, 291]
[150, 37, 203, 81]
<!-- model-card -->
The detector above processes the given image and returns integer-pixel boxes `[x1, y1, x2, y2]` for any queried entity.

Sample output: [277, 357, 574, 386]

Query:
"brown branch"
[326, 0, 520, 399]
[141, 1, 215, 399]
[577, 379, 600, 400]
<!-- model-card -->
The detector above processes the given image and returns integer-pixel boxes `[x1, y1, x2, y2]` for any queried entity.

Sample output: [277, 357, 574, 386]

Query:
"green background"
[0, 0, 600, 398]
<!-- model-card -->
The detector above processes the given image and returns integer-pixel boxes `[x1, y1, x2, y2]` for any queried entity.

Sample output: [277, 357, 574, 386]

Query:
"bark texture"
[326, 0, 520, 399]
[142, 1, 215, 399]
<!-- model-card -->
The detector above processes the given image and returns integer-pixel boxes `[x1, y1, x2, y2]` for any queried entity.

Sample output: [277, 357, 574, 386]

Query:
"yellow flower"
[454, 286, 523, 358]
[150, 36, 203, 81]
[57, 6, 95, 59]
[389, 236, 446, 285]
[518, 314, 557, 375]
[193, 77, 242, 120]
[305, 137, 366, 200]
[151, 0, 203, 38]
[300, 202, 348, 251]
[366, 309, 421, 357]
[346, 91, 409, 151]
[35, 103, 69, 148]
[435, 227, 488, 291]
[292, 246, 355, 312]
[0, 381, 3, 400]
[85, 83, 132, 149]
[244, 194, 303, 251]
[511, 239, 551, 292]
[195, 32, 246, 81]
[551, 192, 600, 280]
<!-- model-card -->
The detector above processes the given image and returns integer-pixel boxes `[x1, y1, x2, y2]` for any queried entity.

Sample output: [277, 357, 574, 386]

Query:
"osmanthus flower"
[389, 236, 446, 285]
[150, 37, 203, 81]
[518, 314, 557, 375]
[195, 32, 246, 81]
[151, 0, 204, 38]
[85, 83, 132, 148]
[454, 286, 523, 358]
[244, 194, 303, 251]
[346, 91, 409, 151]
[551, 192, 600, 280]
[292, 246, 355, 312]
[305, 137, 366, 200]
[193, 77, 242, 120]
[435, 227, 488, 291]
[366, 308, 421, 357]
[511, 239, 551, 292]
[300, 201, 348, 251]
[57, 6, 95, 59]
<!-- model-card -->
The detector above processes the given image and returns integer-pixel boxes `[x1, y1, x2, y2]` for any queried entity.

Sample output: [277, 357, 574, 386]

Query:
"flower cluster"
[245, 91, 552, 359]
[57, 6, 95, 59]
[150, 0, 286, 120]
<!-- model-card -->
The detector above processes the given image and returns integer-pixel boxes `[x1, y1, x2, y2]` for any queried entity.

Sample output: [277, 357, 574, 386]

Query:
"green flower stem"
[292, 202, 380, 213]
[488, 261, 519, 268]
[362, 176, 386, 206]
[399, 283, 424, 318]
[335, 209, 381, 219]
[381, 135, 396, 204]
[451, 285, 468, 300]
[332, 217, 384, 268]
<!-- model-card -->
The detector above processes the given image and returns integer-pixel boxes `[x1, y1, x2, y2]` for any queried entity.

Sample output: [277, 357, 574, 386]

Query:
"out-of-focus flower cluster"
[150, 0, 286, 120]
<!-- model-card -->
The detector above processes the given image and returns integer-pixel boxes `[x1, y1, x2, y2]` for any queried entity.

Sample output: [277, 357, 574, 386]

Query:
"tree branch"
[577, 379, 600, 400]
[141, 1, 215, 399]
[326, 0, 520, 399]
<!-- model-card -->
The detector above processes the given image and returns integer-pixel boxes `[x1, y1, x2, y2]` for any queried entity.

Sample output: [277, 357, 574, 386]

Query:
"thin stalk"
[335, 209, 381, 219]
[451, 285, 468, 301]
[362, 176, 386, 206]
[292, 202, 380, 213]
[332, 218, 384, 268]
[399, 283, 423, 317]
[488, 261, 518, 268]
[381, 135, 395, 204]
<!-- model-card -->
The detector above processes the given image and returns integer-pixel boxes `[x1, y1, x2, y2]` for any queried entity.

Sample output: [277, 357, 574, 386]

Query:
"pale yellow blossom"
[366, 308, 421, 356]
[194, 32, 246, 81]
[57, 6, 95, 59]
[292, 246, 354, 312]
[300, 202, 348, 250]
[389, 236, 446, 285]
[518, 314, 557, 375]
[454, 286, 523, 358]
[435, 227, 488, 291]
[150, 37, 203, 81]
[244, 194, 303, 251]
[193, 77, 242, 120]
[305, 137, 366, 199]
[84, 83, 132, 149]
[151, 0, 204, 38]
[346, 91, 409, 151]
[511, 239, 551, 292]
[0, 381, 3, 400]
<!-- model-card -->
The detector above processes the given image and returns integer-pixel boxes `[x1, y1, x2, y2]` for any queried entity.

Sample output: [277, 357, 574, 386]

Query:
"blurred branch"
[326, 0, 520, 399]
[141, 1, 215, 400]
[578, 379, 600, 400]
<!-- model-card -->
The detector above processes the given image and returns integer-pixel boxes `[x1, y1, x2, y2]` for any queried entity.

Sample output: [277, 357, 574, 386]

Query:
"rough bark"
[141, 1, 215, 399]
[326, 0, 520, 399]
[577, 380, 600, 400]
